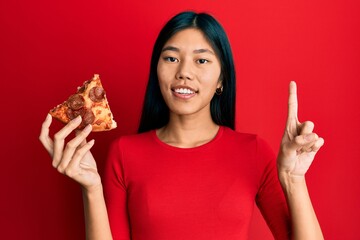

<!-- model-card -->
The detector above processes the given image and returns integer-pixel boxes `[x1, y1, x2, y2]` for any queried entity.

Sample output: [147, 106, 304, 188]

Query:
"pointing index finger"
[288, 81, 298, 122]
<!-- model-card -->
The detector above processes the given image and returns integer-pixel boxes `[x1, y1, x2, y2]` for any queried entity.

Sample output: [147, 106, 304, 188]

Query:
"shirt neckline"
[151, 126, 225, 152]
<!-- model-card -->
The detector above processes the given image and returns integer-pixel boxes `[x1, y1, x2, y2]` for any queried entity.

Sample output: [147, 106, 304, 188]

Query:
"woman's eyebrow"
[162, 46, 179, 52]
[162, 46, 215, 55]
[193, 48, 215, 55]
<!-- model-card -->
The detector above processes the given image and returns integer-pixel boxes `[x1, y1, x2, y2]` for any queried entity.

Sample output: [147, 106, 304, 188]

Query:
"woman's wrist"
[278, 171, 324, 239]
[278, 170, 307, 195]
[82, 183, 104, 197]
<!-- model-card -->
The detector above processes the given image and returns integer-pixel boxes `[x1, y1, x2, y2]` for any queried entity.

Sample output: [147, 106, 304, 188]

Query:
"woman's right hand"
[39, 114, 101, 192]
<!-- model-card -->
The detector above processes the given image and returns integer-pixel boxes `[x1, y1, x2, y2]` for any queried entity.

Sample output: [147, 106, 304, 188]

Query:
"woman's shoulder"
[221, 126, 272, 150]
[221, 127, 276, 162]
[111, 130, 156, 148]
[114, 130, 153, 142]
[222, 126, 259, 142]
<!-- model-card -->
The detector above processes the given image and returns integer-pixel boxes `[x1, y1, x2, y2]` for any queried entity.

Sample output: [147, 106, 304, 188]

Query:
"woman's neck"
[156, 112, 220, 148]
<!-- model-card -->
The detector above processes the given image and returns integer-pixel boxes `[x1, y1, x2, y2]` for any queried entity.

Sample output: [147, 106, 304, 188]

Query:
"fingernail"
[305, 133, 313, 141]
[88, 139, 95, 145]
[72, 115, 82, 122]
[83, 124, 92, 132]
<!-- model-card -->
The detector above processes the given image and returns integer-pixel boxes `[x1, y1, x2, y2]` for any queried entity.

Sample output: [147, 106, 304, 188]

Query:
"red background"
[1, 0, 359, 239]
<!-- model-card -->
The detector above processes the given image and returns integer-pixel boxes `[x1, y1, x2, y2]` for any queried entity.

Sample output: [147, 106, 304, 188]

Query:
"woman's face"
[157, 28, 222, 117]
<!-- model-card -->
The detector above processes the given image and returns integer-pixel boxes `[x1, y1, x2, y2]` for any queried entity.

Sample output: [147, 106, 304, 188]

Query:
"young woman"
[39, 11, 324, 240]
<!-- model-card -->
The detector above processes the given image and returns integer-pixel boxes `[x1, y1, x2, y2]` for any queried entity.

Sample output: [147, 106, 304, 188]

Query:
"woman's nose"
[175, 60, 194, 81]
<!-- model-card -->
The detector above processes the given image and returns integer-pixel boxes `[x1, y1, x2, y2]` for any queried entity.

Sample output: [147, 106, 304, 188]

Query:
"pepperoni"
[89, 87, 105, 102]
[66, 108, 95, 129]
[66, 108, 85, 120]
[82, 109, 95, 125]
[67, 94, 85, 110]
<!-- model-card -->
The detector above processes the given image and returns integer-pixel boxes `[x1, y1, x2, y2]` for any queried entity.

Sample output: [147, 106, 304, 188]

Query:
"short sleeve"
[255, 137, 291, 240]
[103, 138, 131, 240]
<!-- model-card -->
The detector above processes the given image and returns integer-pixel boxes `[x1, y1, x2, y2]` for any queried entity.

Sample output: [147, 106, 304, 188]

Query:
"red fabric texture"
[104, 126, 290, 239]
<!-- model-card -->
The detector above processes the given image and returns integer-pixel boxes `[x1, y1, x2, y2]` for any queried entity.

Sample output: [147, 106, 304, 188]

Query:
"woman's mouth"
[172, 87, 197, 99]
[174, 88, 195, 94]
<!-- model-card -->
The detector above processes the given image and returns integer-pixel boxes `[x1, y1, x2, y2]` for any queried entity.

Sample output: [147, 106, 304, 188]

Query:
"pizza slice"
[49, 74, 117, 132]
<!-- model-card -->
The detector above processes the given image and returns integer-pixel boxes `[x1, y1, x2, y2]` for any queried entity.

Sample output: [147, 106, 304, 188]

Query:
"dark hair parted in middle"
[138, 11, 236, 133]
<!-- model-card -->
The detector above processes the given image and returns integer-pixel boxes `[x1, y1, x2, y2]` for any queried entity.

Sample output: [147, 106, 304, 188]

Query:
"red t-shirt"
[104, 126, 290, 239]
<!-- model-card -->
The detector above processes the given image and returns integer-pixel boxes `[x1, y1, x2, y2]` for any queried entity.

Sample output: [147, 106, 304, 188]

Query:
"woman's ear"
[217, 78, 223, 89]
[215, 79, 223, 95]
[217, 71, 224, 88]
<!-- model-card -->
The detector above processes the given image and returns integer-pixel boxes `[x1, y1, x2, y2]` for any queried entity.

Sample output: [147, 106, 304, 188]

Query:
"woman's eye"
[164, 57, 178, 62]
[197, 59, 209, 64]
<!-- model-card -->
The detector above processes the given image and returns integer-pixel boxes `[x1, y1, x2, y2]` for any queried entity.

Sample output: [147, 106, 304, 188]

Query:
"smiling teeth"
[174, 88, 194, 94]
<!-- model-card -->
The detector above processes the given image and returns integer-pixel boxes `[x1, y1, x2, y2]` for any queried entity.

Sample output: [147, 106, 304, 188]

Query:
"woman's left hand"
[277, 81, 324, 179]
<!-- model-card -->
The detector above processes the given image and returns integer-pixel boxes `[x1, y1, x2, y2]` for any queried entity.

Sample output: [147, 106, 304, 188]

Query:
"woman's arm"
[277, 82, 324, 240]
[278, 174, 323, 240]
[83, 185, 112, 240]
[39, 114, 113, 240]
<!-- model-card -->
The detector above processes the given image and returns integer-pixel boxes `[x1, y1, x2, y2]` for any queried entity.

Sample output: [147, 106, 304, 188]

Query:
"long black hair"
[138, 11, 236, 133]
